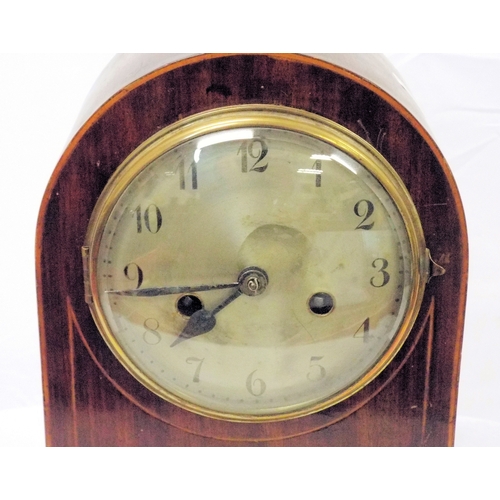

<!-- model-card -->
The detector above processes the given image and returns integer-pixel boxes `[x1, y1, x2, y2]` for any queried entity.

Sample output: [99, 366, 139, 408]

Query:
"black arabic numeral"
[143, 318, 161, 345]
[354, 200, 375, 230]
[135, 204, 162, 234]
[370, 258, 390, 288]
[123, 263, 144, 289]
[238, 139, 268, 173]
[246, 370, 266, 396]
[186, 357, 205, 383]
[313, 159, 322, 187]
[177, 158, 198, 190]
[354, 318, 371, 343]
[307, 356, 326, 381]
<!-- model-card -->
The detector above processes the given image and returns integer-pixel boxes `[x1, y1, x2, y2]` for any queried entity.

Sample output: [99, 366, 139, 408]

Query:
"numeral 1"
[313, 159, 322, 187]
[177, 158, 198, 190]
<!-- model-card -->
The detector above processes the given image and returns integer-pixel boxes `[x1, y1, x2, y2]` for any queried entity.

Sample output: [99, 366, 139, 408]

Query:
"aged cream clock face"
[85, 106, 427, 421]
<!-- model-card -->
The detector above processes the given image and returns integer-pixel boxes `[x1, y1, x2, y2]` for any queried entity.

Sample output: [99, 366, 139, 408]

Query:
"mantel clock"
[36, 53, 467, 446]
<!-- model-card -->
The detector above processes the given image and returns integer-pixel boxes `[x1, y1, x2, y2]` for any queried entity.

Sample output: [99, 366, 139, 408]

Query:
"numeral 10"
[135, 204, 162, 234]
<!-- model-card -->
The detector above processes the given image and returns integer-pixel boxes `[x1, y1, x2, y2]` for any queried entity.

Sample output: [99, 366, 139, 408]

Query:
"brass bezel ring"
[85, 104, 428, 422]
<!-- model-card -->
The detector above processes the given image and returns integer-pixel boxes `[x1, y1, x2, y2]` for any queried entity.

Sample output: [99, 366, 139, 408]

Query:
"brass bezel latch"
[426, 248, 446, 282]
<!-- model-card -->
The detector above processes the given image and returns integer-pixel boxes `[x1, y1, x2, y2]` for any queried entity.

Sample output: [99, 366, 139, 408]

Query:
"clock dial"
[86, 106, 427, 421]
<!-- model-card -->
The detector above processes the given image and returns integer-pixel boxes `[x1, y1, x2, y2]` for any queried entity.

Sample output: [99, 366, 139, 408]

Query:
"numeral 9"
[123, 263, 144, 289]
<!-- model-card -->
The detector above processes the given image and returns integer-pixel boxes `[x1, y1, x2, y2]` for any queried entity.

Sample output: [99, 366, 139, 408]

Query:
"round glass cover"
[86, 106, 427, 421]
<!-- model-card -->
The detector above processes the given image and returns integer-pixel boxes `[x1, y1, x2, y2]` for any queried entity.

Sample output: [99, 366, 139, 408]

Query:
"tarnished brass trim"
[81, 246, 92, 305]
[426, 248, 446, 282]
[84, 105, 428, 422]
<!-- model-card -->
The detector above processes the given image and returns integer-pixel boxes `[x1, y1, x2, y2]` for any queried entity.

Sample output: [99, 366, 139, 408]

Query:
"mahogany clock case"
[36, 54, 467, 446]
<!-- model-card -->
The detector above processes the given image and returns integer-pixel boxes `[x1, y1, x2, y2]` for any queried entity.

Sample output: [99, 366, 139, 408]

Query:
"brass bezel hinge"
[81, 246, 93, 304]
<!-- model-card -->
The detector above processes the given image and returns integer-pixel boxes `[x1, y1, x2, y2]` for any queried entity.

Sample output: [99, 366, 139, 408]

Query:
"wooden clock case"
[36, 53, 467, 446]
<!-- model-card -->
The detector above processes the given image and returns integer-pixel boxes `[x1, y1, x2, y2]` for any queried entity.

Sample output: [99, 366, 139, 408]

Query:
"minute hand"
[106, 282, 239, 297]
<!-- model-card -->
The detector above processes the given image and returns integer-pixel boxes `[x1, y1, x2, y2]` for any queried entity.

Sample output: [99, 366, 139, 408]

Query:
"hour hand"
[106, 282, 239, 297]
[170, 289, 242, 347]
[170, 309, 217, 347]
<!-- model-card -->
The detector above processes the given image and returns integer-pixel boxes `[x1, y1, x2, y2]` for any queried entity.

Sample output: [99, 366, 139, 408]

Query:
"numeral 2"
[354, 200, 375, 230]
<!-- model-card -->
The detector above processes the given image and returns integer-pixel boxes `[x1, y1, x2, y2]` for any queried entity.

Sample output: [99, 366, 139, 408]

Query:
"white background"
[1, 52, 499, 450]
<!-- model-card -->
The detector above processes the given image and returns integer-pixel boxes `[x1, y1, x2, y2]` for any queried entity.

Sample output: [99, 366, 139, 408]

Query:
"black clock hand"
[106, 282, 239, 297]
[170, 288, 243, 347]
[170, 266, 269, 347]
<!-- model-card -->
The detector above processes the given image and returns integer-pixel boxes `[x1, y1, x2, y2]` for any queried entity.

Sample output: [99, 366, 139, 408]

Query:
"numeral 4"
[354, 318, 371, 343]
